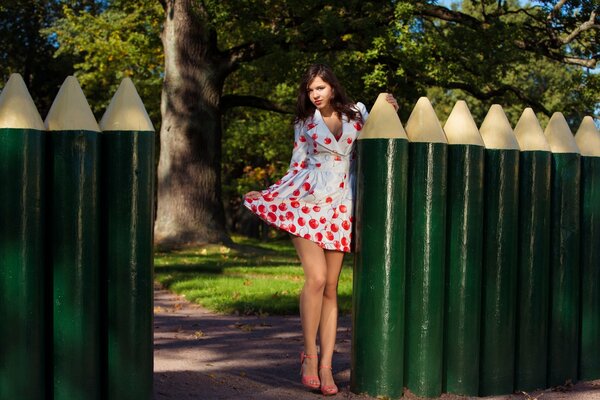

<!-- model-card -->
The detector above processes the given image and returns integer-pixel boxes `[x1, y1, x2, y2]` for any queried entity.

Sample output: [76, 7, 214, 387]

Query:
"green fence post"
[0, 73, 46, 400]
[442, 100, 485, 396]
[99, 78, 155, 400]
[478, 105, 520, 396]
[574, 116, 599, 381]
[513, 108, 552, 391]
[352, 93, 408, 399]
[404, 97, 447, 398]
[545, 112, 581, 388]
[45, 76, 101, 400]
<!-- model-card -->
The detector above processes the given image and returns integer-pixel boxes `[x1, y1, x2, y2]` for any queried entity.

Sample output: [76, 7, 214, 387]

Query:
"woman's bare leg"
[318, 249, 344, 388]
[291, 236, 327, 383]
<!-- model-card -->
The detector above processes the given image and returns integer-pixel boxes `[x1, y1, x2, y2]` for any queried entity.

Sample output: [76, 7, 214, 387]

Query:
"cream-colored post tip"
[479, 104, 519, 150]
[575, 116, 600, 157]
[513, 108, 550, 152]
[44, 75, 100, 132]
[443, 100, 483, 146]
[359, 93, 407, 140]
[0, 73, 45, 130]
[99, 78, 154, 132]
[544, 112, 579, 154]
[404, 97, 447, 143]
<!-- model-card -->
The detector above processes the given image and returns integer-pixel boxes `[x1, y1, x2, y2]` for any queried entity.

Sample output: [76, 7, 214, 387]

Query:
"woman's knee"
[304, 273, 327, 292]
[323, 282, 338, 300]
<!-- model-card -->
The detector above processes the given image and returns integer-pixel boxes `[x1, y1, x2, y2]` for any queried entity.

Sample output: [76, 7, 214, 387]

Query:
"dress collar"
[307, 108, 362, 156]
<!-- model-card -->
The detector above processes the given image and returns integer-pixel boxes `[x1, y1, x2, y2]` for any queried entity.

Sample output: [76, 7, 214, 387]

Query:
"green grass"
[154, 235, 354, 315]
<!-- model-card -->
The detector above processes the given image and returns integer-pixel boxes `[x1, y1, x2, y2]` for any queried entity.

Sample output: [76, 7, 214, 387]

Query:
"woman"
[244, 64, 397, 395]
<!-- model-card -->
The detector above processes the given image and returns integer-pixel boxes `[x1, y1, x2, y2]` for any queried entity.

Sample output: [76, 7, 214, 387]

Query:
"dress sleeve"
[349, 103, 367, 194]
[356, 102, 369, 123]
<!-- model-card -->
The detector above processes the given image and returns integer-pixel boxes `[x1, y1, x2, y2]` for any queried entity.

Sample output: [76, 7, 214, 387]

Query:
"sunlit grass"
[154, 235, 353, 315]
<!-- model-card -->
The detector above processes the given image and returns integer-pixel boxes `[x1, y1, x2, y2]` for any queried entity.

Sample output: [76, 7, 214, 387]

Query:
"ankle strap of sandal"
[301, 352, 318, 360]
[319, 365, 332, 369]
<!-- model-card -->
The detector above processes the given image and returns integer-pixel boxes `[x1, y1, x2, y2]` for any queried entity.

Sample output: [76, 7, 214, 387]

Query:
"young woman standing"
[244, 64, 398, 395]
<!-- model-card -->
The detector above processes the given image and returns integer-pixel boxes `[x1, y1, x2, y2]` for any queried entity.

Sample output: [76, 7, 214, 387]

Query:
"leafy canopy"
[41, 0, 600, 233]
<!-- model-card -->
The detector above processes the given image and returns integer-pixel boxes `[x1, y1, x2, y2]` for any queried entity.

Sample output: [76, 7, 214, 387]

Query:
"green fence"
[0, 73, 155, 400]
[353, 96, 600, 398]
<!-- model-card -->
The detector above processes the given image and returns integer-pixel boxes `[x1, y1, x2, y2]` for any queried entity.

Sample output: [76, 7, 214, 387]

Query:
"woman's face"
[307, 76, 334, 111]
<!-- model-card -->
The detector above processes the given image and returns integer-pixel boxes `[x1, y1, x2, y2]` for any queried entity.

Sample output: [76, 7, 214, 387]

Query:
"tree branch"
[220, 94, 291, 113]
[549, 0, 569, 20]
[560, 55, 598, 68]
[223, 42, 265, 72]
[497, 7, 543, 21]
[413, 2, 481, 28]
[560, 8, 599, 44]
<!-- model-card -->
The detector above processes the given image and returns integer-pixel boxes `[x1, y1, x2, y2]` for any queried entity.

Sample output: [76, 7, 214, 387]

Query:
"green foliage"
[40, 0, 600, 239]
[45, 0, 163, 124]
[427, 57, 599, 129]
[223, 109, 291, 190]
[220, 0, 599, 230]
[358, 0, 600, 127]
[154, 235, 354, 315]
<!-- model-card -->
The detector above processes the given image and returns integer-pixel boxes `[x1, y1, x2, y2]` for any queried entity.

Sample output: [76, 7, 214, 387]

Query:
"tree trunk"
[155, 0, 230, 248]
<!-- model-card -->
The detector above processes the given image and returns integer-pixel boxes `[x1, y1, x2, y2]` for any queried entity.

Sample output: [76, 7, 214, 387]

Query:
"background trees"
[2, 0, 598, 247]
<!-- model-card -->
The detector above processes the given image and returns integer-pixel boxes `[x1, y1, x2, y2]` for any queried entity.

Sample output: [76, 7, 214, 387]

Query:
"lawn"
[154, 235, 354, 315]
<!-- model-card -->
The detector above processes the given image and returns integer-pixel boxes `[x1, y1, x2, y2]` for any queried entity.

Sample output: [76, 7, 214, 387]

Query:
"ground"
[153, 285, 600, 400]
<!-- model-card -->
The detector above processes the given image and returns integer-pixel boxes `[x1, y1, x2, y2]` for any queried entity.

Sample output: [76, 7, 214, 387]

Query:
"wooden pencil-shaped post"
[442, 101, 485, 396]
[0, 74, 46, 399]
[513, 108, 552, 392]
[99, 78, 155, 400]
[545, 112, 581, 387]
[404, 97, 447, 398]
[352, 93, 408, 399]
[574, 117, 600, 381]
[46, 76, 101, 400]
[478, 105, 520, 396]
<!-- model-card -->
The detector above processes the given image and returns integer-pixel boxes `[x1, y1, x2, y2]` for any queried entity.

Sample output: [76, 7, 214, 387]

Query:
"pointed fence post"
[442, 100, 485, 396]
[576, 117, 600, 381]
[403, 97, 448, 398]
[352, 94, 408, 399]
[0, 74, 46, 400]
[99, 78, 155, 400]
[513, 108, 552, 392]
[478, 105, 520, 396]
[45, 76, 101, 400]
[545, 113, 581, 388]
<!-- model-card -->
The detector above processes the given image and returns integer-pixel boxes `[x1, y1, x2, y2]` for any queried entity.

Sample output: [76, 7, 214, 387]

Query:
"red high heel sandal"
[319, 365, 338, 396]
[300, 352, 320, 389]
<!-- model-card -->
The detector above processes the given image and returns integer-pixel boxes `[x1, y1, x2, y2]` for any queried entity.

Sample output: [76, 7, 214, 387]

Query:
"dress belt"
[307, 158, 350, 172]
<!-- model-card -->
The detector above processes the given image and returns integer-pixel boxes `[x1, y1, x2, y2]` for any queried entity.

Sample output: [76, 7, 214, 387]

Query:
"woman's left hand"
[385, 93, 399, 111]
[245, 191, 261, 200]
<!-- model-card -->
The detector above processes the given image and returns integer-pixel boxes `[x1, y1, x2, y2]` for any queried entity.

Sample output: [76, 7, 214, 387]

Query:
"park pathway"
[153, 285, 600, 400]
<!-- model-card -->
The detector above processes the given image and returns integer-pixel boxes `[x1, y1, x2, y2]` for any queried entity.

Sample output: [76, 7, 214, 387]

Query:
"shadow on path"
[153, 287, 600, 400]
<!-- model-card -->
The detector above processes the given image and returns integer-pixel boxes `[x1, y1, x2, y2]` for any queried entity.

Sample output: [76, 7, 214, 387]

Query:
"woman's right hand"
[385, 93, 399, 111]
[245, 191, 261, 200]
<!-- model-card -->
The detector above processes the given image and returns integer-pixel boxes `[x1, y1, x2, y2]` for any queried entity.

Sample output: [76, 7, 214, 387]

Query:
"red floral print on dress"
[243, 103, 369, 252]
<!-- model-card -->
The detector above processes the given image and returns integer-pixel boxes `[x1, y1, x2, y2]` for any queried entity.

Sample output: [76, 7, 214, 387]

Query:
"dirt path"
[153, 287, 600, 400]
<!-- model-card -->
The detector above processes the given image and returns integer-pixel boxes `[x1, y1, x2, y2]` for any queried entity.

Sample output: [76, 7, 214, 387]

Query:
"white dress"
[244, 103, 368, 252]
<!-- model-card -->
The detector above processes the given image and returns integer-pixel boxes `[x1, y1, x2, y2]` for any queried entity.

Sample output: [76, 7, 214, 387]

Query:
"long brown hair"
[294, 64, 362, 125]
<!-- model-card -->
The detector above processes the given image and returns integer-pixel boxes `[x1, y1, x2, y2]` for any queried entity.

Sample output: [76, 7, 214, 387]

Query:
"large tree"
[154, 0, 598, 248]
[44, 0, 599, 248]
[153, 0, 393, 247]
